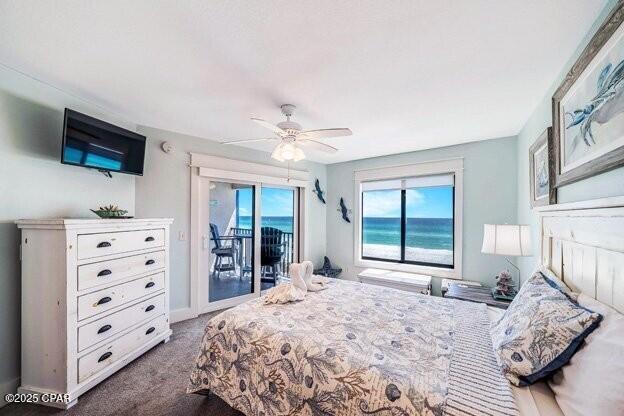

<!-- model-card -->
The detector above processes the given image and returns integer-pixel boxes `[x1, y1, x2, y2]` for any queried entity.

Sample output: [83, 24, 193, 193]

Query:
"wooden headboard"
[539, 197, 624, 313]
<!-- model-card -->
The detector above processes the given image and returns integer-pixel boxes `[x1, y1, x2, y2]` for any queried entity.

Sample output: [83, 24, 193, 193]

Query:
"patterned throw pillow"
[491, 271, 602, 386]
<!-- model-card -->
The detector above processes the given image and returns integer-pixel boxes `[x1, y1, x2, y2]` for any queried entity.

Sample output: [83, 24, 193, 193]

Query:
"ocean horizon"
[237, 216, 294, 233]
[363, 217, 452, 250]
[238, 216, 452, 251]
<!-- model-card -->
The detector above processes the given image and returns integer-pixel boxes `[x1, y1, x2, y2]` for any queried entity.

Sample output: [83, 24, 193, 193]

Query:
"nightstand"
[443, 283, 512, 309]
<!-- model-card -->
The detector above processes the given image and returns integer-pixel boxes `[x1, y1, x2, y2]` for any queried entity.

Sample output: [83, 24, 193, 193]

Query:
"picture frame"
[529, 127, 556, 208]
[552, 4, 624, 187]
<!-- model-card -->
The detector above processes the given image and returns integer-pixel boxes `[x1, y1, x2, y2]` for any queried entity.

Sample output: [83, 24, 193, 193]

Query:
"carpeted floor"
[0, 311, 242, 416]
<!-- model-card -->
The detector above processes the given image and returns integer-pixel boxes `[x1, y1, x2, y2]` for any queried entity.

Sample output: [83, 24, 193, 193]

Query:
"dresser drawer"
[77, 272, 165, 321]
[77, 294, 165, 352]
[78, 251, 165, 291]
[78, 314, 168, 383]
[77, 229, 165, 260]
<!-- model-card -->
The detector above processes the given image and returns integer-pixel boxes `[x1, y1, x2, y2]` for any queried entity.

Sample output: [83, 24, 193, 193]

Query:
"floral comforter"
[188, 280, 517, 416]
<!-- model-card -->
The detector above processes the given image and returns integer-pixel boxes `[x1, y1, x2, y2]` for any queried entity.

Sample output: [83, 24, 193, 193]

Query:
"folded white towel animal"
[263, 262, 308, 304]
[289, 263, 309, 292]
[262, 261, 331, 304]
[300, 260, 329, 292]
[263, 283, 306, 304]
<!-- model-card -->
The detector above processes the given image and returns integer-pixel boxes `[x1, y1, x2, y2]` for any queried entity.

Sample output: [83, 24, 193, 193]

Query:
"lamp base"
[491, 287, 517, 301]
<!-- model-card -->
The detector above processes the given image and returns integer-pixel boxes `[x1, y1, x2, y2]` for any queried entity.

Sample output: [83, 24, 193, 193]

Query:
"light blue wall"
[135, 126, 327, 312]
[326, 136, 518, 295]
[0, 67, 136, 404]
[516, 0, 624, 283]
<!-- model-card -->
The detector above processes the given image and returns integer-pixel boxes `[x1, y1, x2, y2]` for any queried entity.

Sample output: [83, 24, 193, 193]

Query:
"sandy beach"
[363, 243, 453, 265]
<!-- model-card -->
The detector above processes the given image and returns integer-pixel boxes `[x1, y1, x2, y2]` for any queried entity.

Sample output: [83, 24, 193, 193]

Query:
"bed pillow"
[536, 266, 578, 301]
[548, 294, 624, 416]
[490, 272, 602, 386]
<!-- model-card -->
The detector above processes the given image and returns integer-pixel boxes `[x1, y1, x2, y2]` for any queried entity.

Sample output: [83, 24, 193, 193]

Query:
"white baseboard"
[170, 307, 197, 323]
[1, 377, 19, 408]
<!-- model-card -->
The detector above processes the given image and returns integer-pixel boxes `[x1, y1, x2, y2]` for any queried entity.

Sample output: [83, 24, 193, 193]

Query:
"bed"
[189, 280, 517, 415]
[188, 198, 624, 416]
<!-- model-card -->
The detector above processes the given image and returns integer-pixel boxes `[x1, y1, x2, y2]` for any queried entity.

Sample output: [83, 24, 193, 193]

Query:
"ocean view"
[237, 215, 452, 265]
[363, 217, 452, 249]
[363, 217, 453, 265]
[237, 216, 294, 233]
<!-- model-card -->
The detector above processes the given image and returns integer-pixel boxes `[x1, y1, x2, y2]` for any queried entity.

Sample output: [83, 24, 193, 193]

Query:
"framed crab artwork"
[552, 3, 624, 186]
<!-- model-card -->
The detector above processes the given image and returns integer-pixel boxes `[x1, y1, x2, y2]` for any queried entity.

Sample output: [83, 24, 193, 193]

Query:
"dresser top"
[16, 218, 174, 229]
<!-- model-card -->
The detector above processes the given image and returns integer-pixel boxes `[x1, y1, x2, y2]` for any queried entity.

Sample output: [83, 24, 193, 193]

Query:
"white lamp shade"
[481, 224, 532, 256]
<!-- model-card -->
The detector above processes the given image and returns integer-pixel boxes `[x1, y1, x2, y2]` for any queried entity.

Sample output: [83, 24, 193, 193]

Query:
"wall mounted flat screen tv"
[61, 109, 146, 175]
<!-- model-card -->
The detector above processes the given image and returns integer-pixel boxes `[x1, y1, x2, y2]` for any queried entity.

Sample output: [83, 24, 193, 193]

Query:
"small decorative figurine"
[338, 197, 351, 223]
[312, 178, 326, 204]
[313, 256, 342, 278]
[492, 269, 516, 300]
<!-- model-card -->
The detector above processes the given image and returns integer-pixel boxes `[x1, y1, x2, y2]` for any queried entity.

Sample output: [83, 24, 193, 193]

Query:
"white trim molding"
[353, 158, 464, 279]
[169, 307, 197, 324]
[191, 153, 310, 187]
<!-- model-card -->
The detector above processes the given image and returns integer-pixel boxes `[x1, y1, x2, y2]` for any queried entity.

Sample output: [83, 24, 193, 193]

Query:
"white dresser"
[15, 218, 173, 408]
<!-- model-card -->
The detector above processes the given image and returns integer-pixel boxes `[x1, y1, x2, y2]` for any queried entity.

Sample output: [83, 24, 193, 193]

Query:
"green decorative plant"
[91, 204, 129, 218]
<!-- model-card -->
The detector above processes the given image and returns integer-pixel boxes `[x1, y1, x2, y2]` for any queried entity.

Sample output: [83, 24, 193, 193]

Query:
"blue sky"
[362, 186, 453, 218]
[237, 187, 294, 217]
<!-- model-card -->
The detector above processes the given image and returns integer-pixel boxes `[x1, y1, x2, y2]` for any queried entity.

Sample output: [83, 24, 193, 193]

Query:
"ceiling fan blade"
[298, 138, 338, 154]
[299, 128, 352, 140]
[251, 117, 286, 135]
[221, 137, 278, 145]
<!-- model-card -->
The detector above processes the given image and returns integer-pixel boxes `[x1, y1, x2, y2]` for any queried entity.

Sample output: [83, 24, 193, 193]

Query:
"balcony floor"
[208, 271, 282, 303]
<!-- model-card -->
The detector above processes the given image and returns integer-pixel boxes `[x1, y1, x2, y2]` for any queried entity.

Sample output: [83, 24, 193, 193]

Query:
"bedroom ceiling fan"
[221, 104, 352, 162]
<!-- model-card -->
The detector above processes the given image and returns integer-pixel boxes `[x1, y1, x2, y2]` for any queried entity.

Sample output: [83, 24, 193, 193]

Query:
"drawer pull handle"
[145, 236, 155, 242]
[98, 352, 112, 362]
[97, 241, 111, 248]
[97, 297, 112, 306]
[146, 327, 156, 335]
[145, 281, 156, 289]
[145, 259, 156, 265]
[98, 324, 112, 334]
[145, 305, 155, 312]
[97, 269, 112, 277]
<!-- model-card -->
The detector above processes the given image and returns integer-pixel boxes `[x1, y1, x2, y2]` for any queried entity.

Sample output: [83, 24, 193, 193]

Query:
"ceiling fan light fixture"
[281, 143, 296, 160]
[271, 144, 286, 162]
[293, 147, 305, 161]
[271, 142, 306, 162]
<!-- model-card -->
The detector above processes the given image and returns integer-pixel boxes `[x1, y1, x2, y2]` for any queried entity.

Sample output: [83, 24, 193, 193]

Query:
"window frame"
[353, 158, 463, 279]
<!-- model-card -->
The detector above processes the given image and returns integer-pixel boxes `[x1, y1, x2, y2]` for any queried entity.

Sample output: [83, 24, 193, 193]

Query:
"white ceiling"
[0, 0, 607, 164]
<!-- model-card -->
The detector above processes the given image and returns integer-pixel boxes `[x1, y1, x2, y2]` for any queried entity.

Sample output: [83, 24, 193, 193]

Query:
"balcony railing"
[230, 227, 295, 277]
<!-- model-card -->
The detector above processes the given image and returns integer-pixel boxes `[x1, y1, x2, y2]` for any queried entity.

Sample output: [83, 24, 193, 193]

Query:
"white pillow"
[548, 294, 624, 416]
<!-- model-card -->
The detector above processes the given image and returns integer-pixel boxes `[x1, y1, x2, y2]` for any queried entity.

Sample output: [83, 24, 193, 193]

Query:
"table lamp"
[481, 224, 532, 300]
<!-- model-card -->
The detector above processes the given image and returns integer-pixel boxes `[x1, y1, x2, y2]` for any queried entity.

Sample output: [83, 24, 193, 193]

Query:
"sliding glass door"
[199, 178, 260, 312]
[197, 176, 302, 314]
[259, 186, 298, 289]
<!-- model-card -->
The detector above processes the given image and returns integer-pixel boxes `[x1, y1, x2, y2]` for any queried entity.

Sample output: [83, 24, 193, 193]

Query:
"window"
[362, 174, 454, 268]
[354, 159, 463, 278]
